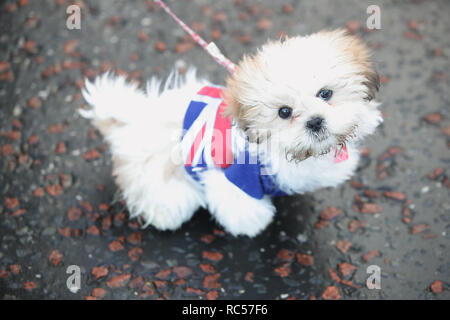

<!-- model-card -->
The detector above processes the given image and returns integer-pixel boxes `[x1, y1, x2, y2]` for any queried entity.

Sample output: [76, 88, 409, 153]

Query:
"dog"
[81, 29, 382, 237]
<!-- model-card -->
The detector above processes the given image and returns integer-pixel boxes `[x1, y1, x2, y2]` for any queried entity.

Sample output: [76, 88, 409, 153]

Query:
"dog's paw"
[203, 170, 276, 237]
[218, 198, 275, 237]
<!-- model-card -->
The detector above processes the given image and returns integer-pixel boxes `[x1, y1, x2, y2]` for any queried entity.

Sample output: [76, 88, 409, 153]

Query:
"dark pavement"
[0, 0, 449, 300]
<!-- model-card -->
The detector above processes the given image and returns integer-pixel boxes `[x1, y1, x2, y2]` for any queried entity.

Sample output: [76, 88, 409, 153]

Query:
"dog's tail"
[81, 73, 154, 136]
[80, 69, 203, 138]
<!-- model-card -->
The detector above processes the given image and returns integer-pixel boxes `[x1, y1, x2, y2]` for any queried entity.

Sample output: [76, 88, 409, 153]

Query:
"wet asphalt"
[0, 0, 449, 300]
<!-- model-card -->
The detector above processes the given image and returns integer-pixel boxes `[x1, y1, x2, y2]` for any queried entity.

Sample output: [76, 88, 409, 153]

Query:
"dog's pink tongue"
[334, 145, 349, 163]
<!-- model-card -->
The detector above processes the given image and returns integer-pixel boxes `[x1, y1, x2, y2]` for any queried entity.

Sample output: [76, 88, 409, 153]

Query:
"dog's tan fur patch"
[319, 29, 379, 101]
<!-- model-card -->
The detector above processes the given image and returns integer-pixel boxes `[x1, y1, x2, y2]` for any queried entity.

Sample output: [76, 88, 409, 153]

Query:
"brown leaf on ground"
[24, 281, 36, 291]
[173, 266, 193, 278]
[277, 249, 295, 261]
[200, 263, 216, 274]
[384, 191, 406, 201]
[4, 197, 19, 209]
[27, 96, 41, 109]
[328, 268, 341, 283]
[106, 274, 131, 288]
[423, 113, 442, 124]
[83, 149, 101, 160]
[336, 240, 352, 254]
[244, 271, 254, 283]
[274, 264, 291, 277]
[411, 223, 429, 234]
[203, 273, 221, 289]
[128, 247, 143, 261]
[322, 286, 340, 300]
[430, 280, 443, 293]
[206, 290, 219, 300]
[360, 203, 382, 214]
[203, 251, 223, 262]
[428, 168, 445, 180]
[338, 262, 356, 278]
[296, 253, 314, 266]
[67, 207, 82, 221]
[155, 41, 167, 52]
[48, 249, 63, 266]
[362, 250, 381, 262]
[91, 266, 109, 279]
[91, 288, 106, 298]
[320, 206, 342, 220]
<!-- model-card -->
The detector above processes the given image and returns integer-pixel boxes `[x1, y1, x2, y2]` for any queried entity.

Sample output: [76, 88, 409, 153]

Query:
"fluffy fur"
[81, 29, 382, 237]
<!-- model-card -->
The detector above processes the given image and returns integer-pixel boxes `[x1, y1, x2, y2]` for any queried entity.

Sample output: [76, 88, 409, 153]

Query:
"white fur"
[202, 170, 276, 237]
[82, 70, 208, 231]
[81, 32, 382, 237]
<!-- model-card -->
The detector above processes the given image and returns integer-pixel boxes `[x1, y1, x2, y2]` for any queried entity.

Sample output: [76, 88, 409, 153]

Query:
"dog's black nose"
[306, 117, 324, 132]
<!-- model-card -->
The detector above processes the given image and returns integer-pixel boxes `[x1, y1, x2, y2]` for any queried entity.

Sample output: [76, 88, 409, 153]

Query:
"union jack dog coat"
[181, 86, 286, 199]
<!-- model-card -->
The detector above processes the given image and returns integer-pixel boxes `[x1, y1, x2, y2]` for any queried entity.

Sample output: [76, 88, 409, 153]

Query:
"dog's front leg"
[202, 170, 275, 237]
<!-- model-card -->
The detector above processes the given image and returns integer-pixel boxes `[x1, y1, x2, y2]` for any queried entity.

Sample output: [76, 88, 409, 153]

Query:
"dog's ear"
[223, 54, 261, 129]
[320, 29, 379, 101]
[223, 71, 244, 123]
[342, 30, 379, 101]
[363, 70, 380, 102]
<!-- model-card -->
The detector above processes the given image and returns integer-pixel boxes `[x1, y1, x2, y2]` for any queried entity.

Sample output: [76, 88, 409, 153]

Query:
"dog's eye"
[278, 106, 292, 119]
[317, 89, 333, 101]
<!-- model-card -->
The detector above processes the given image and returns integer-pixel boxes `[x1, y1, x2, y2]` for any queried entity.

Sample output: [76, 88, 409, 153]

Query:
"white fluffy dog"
[81, 29, 382, 237]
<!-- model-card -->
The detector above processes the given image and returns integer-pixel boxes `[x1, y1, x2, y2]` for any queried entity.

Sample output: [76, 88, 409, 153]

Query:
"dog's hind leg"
[113, 150, 206, 231]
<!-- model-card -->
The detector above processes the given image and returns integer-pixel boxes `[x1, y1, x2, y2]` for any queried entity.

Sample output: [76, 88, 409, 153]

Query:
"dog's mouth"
[286, 142, 346, 162]
[286, 125, 357, 163]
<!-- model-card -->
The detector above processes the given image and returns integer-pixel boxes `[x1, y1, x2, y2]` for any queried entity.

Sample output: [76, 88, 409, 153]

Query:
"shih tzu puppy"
[81, 29, 382, 237]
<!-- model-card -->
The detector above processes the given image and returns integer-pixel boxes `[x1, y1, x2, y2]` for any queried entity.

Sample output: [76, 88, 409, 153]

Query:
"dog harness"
[181, 86, 286, 199]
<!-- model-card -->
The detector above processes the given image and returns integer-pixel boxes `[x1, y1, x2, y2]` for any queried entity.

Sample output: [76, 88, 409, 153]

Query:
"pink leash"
[154, 0, 237, 74]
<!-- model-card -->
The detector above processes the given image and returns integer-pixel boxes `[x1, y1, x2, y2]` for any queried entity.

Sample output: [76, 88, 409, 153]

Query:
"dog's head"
[224, 29, 382, 161]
